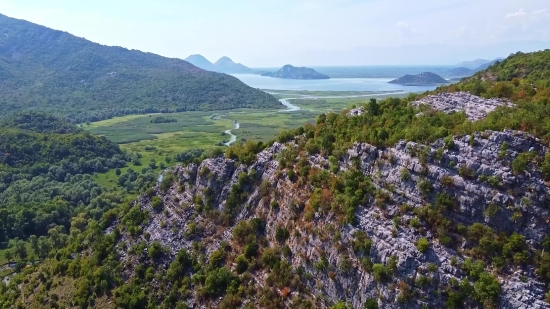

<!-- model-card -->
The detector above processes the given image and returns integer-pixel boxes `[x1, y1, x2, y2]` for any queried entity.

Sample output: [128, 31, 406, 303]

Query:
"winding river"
[222, 92, 408, 144]
[224, 121, 240, 146]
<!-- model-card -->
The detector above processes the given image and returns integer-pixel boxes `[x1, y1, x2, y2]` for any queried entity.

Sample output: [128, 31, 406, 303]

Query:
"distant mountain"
[213, 56, 252, 73]
[473, 59, 501, 71]
[388, 72, 449, 85]
[261, 64, 330, 80]
[184, 54, 215, 71]
[184, 54, 252, 73]
[444, 67, 474, 77]
[0, 14, 279, 123]
[454, 58, 504, 69]
[454, 59, 492, 69]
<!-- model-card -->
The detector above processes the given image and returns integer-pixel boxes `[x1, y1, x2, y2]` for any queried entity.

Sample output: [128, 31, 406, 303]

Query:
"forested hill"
[0, 112, 123, 170]
[0, 14, 280, 123]
[475, 50, 550, 82]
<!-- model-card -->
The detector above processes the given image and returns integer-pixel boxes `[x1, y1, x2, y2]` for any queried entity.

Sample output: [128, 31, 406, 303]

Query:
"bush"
[416, 238, 430, 253]
[151, 196, 163, 212]
[473, 273, 501, 307]
[275, 227, 290, 243]
[204, 267, 238, 297]
[235, 255, 248, 274]
[372, 263, 388, 282]
[512, 151, 536, 175]
[364, 298, 378, 309]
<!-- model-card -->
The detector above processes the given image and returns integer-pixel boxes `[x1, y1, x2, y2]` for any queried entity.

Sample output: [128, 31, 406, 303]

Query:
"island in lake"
[261, 64, 330, 79]
[389, 72, 449, 86]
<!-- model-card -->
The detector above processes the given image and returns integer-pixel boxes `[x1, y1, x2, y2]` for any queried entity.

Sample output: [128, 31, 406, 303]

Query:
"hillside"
[184, 54, 252, 73]
[389, 72, 449, 85]
[261, 64, 330, 79]
[0, 14, 279, 123]
[3, 49, 550, 309]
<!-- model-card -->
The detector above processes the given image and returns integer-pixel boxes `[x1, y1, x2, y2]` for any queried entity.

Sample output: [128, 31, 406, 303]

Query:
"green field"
[84, 91, 407, 174]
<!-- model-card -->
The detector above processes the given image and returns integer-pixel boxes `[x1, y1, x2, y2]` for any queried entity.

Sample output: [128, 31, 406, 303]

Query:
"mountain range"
[184, 54, 253, 74]
[454, 58, 502, 69]
[0, 14, 278, 123]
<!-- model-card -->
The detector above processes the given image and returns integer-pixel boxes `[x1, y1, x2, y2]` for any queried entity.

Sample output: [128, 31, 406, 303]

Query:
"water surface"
[232, 74, 438, 92]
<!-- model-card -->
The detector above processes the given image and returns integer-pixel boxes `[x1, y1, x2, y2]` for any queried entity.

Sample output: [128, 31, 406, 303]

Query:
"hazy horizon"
[0, 0, 548, 67]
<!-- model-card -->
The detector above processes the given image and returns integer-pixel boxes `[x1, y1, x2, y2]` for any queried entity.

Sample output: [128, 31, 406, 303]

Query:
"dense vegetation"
[1, 49, 550, 309]
[0, 14, 280, 123]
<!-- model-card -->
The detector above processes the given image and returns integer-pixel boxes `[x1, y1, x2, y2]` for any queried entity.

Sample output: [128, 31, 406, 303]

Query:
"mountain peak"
[186, 54, 251, 73]
[214, 56, 234, 65]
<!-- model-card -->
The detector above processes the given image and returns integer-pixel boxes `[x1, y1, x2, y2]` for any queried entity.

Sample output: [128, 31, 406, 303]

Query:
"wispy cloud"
[532, 8, 548, 15]
[505, 9, 527, 18]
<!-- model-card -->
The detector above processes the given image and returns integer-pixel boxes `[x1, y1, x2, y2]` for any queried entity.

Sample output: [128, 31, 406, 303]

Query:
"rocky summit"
[119, 127, 550, 309]
[413, 92, 513, 121]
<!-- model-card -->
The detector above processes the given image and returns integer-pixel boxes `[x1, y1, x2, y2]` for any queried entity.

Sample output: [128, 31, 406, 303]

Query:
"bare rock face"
[413, 92, 513, 121]
[120, 132, 550, 309]
[347, 106, 365, 116]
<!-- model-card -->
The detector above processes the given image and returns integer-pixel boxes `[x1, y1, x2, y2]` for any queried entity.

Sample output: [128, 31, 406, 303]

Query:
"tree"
[29, 235, 39, 257]
[9, 238, 27, 260]
[4, 248, 13, 263]
[48, 226, 67, 253]
[115, 168, 121, 176]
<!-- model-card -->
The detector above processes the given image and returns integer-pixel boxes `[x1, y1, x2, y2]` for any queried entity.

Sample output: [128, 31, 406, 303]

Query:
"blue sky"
[0, 0, 548, 66]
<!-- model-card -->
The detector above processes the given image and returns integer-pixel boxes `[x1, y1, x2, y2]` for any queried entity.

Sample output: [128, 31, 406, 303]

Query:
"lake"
[231, 74, 438, 92]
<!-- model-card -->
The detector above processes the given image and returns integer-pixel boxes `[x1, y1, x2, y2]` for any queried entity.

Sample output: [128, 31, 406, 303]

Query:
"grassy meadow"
[84, 90, 410, 184]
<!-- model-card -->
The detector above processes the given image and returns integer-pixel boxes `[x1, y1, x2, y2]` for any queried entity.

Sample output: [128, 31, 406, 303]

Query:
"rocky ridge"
[413, 92, 513, 121]
[119, 128, 550, 309]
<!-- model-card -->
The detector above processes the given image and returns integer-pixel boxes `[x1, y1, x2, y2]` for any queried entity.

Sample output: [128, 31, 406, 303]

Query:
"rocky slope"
[389, 72, 449, 85]
[413, 92, 513, 121]
[118, 126, 550, 308]
[261, 65, 330, 79]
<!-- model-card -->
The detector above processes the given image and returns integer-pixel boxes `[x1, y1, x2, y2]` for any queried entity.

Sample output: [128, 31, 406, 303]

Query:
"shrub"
[473, 273, 501, 307]
[418, 179, 433, 196]
[244, 243, 259, 259]
[444, 136, 455, 149]
[204, 267, 238, 297]
[235, 255, 248, 274]
[458, 165, 475, 179]
[440, 175, 454, 187]
[148, 242, 164, 260]
[416, 238, 430, 253]
[275, 227, 290, 243]
[364, 298, 378, 309]
[400, 168, 410, 181]
[151, 196, 163, 212]
[512, 151, 536, 175]
[372, 264, 388, 282]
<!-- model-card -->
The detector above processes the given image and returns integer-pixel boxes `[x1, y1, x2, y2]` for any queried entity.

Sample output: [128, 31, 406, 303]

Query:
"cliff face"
[119, 127, 550, 309]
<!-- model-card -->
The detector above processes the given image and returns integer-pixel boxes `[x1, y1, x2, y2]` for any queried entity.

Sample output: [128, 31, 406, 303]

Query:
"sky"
[0, 0, 548, 66]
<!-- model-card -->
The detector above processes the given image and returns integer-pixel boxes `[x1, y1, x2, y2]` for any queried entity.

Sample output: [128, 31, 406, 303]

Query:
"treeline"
[150, 116, 177, 123]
